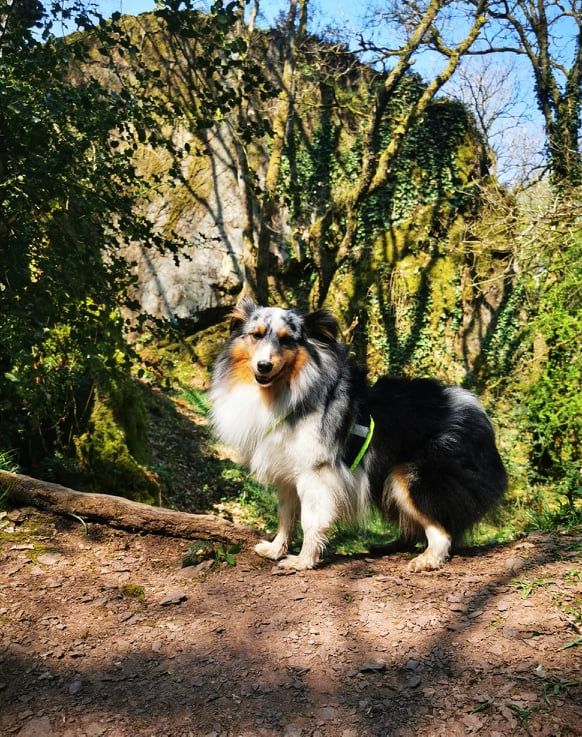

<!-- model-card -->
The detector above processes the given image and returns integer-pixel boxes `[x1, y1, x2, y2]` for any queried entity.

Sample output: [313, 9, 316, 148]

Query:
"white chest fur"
[210, 383, 276, 457]
[250, 411, 330, 486]
[210, 381, 330, 486]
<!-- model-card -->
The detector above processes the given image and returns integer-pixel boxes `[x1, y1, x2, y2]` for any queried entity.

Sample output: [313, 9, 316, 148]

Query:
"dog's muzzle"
[254, 360, 281, 386]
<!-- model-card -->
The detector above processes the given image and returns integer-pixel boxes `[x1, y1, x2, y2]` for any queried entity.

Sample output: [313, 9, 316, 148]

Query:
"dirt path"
[0, 509, 580, 737]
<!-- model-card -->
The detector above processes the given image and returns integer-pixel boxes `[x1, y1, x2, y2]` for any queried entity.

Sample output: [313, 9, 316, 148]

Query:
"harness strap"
[264, 411, 375, 473]
[265, 411, 290, 435]
[349, 415, 375, 472]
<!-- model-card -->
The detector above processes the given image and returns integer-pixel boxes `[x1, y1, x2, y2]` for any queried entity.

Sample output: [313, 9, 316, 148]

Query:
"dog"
[210, 298, 507, 571]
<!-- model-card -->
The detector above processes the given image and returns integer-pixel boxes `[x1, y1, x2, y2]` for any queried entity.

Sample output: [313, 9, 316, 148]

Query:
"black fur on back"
[360, 377, 507, 539]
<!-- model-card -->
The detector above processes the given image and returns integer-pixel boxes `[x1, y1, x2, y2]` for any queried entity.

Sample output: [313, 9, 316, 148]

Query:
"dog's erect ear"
[229, 296, 256, 334]
[303, 309, 339, 344]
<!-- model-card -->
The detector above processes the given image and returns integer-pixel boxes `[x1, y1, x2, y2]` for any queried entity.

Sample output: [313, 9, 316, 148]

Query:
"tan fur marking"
[228, 341, 254, 385]
[252, 324, 267, 337]
[278, 327, 289, 339]
[250, 345, 306, 404]
[387, 466, 447, 538]
[229, 305, 250, 327]
[229, 306, 246, 322]
[257, 348, 296, 405]
[229, 338, 307, 403]
[288, 346, 309, 384]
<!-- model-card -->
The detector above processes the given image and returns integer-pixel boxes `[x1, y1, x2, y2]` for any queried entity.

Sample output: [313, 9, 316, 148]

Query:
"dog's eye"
[250, 331, 264, 341]
[279, 335, 296, 347]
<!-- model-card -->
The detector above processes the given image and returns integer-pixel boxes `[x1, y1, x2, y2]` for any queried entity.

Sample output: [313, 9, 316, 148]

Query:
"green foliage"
[182, 539, 242, 567]
[331, 511, 399, 556]
[280, 75, 476, 253]
[478, 284, 527, 382]
[216, 466, 279, 532]
[0, 6, 166, 486]
[512, 577, 551, 599]
[0, 0, 267, 494]
[180, 388, 211, 416]
[469, 185, 581, 530]
[276, 56, 486, 385]
[68, 380, 160, 501]
[0, 449, 18, 510]
[0, 449, 19, 473]
[524, 231, 581, 502]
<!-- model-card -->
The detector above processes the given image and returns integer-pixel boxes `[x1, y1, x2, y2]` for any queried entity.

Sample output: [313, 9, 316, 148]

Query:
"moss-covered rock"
[188, 322, 229, 369]
[73, 380, 160, 503]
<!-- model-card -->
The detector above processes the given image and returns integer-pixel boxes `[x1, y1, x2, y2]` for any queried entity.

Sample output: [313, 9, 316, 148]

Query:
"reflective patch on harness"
[351, 423, 369, 438]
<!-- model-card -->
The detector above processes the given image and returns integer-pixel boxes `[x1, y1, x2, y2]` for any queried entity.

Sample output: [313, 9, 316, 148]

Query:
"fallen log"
[0, 470, 260, 545]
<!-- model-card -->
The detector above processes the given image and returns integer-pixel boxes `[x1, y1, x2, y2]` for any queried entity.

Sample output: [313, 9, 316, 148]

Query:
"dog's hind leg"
[254, 483, 299, 561]
[386, 467, 452, 572]
[407, 524, 452, 572]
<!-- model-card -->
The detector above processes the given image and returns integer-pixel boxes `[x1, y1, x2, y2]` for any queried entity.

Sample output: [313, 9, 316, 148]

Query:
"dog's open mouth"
[254, 369, 283, 386]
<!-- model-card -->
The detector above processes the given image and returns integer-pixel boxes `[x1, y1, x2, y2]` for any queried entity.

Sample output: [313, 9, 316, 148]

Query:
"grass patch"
[541, 674, 580, 704]
[179, 388, 211, 416]
[560, 636, 582, 650]
[0, 449, 18, 472]
[553, 571, 582, 639]
[512, 577, 552, 598]
[332, 512, 400, 555]
[182, 540, 242, 567]
[120, 583, 146, 601]
[222, 469, 581, 554]
[468, 483, 582, 547]
[214, 469, 278, 532]
[0, 450, 19, 511]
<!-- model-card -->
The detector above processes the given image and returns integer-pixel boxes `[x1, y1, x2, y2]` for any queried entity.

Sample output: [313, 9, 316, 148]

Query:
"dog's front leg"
[278, 466, 340, 570]
[254, 483, 299, 561]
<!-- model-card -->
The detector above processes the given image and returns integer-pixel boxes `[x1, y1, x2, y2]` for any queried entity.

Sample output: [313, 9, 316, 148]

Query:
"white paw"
[277, 554, 317, 571]
[408, 550, 448, 572]
[254, 540, 286, 560]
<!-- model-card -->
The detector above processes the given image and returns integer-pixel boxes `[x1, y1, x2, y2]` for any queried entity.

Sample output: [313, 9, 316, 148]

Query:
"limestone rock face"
[126, 125, 249, 323]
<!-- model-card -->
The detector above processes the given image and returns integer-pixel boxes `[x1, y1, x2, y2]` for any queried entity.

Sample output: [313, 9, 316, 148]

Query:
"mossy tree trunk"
[307, 0, 489, 307]
[233, 0, 308, 304]
[255, 0, 307, 303]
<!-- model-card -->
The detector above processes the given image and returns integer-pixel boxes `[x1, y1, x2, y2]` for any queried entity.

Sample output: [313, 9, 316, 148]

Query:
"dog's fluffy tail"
[341, 466, 371, 526]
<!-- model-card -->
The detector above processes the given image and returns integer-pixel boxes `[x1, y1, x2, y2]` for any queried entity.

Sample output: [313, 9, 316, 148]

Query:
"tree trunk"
[254, 0, 308, 303]
[0, 471, 260, 545]
[307, 0, 487, 306]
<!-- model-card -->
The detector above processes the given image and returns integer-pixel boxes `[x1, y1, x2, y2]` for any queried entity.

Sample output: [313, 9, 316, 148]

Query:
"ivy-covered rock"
[72, 381, 160, 503]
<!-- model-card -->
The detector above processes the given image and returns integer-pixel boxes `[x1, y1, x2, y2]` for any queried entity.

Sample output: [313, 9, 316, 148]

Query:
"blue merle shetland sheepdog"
[210, 298, 507, 572]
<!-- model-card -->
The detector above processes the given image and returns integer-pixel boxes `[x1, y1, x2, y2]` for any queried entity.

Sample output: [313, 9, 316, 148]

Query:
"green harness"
[265, 411, 375, 473]
[349, 416, 375, 472]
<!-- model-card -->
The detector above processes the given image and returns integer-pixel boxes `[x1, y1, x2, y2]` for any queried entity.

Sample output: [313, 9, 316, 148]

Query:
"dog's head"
[226, 297, 339, 388]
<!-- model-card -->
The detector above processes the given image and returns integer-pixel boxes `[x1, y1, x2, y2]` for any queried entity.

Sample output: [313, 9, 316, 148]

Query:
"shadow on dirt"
[2, 534, 579, 736]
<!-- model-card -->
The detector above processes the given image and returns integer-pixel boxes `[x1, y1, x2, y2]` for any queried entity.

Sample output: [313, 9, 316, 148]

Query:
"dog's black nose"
[257, 360, 273, 374]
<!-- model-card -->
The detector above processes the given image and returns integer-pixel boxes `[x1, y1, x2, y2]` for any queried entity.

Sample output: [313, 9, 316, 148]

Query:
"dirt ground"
[0, 508, 580, 737]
